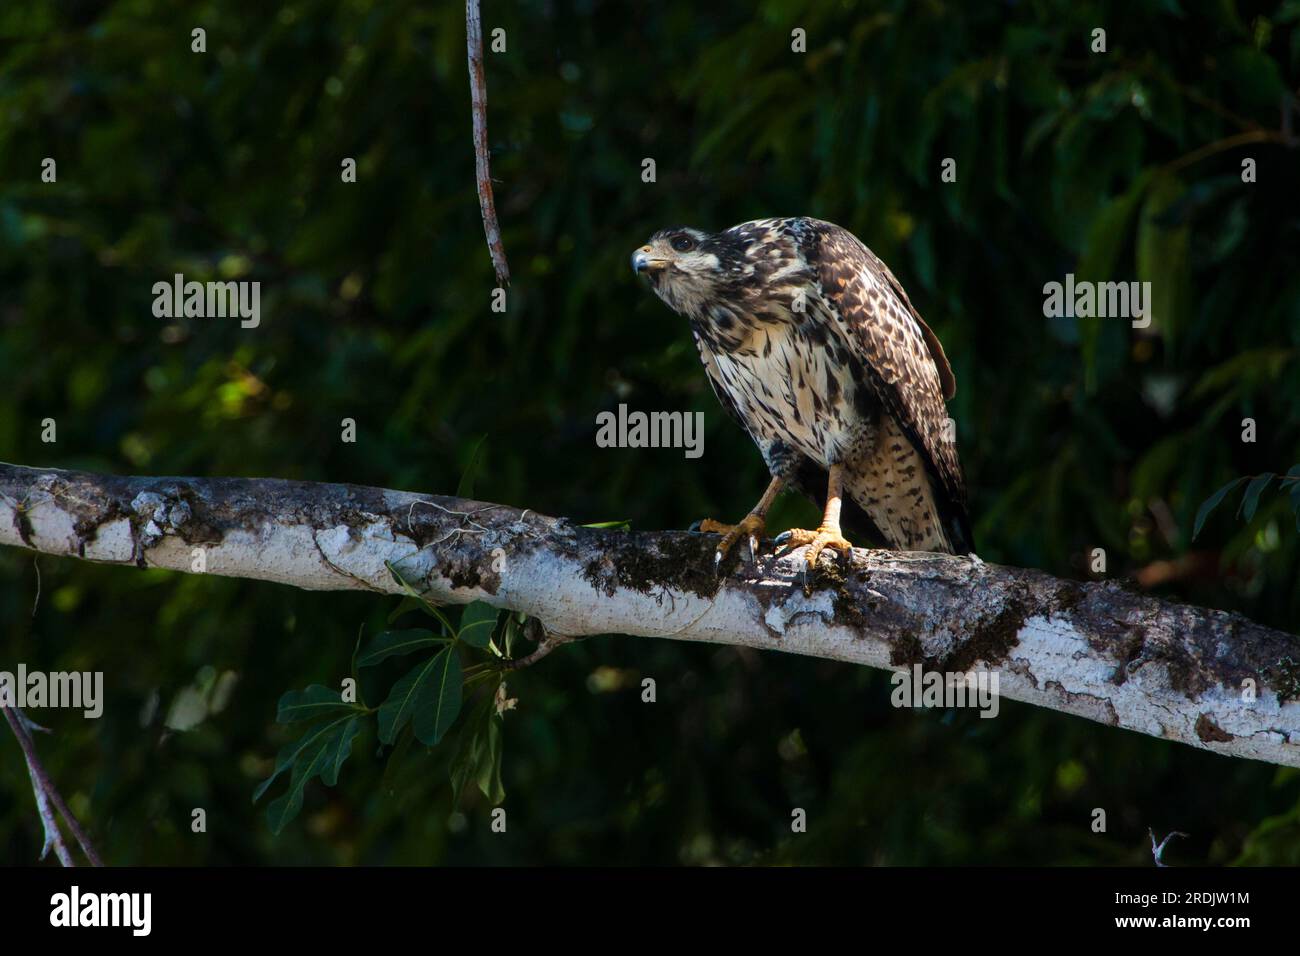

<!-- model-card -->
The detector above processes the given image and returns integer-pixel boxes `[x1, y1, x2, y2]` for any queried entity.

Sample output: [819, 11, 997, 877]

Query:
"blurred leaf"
[477, 716, 505, 805]
[456, 434, 488, 499]
[1136, 172, 1190, 339]
[1239, 472, 1275, 522]
[1193, 477, 1247, 540]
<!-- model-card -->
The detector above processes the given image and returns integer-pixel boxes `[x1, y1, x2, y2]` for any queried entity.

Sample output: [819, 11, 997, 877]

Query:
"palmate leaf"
[262, 715, 363, 835]
[377, 646, 462, 746]
[458, 601, 500, 649]
[356, 628, 447, 667]
[255, 715, 346, 802]
[1192, 477, 1248, 540]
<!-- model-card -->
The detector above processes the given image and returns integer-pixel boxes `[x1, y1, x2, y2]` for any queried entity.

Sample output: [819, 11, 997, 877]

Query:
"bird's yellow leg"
[696, 476, 785, 561]
[775, 463, 854, 567]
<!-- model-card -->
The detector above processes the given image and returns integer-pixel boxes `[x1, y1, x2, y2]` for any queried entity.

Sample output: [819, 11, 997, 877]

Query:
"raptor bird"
[631, 217, 973, 565]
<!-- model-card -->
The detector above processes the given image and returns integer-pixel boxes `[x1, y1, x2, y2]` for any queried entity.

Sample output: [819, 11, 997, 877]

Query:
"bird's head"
[631, 226, 749, 318]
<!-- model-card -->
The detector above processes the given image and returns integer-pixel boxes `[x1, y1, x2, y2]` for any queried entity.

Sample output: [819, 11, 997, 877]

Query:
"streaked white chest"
[706, 319, 866, 465]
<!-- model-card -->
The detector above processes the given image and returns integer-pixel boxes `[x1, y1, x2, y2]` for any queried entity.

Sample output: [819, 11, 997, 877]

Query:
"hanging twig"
[467, 0, 510, 286]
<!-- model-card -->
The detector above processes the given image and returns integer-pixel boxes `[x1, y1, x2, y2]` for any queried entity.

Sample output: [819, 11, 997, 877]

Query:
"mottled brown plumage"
[632, 216, 972, 558]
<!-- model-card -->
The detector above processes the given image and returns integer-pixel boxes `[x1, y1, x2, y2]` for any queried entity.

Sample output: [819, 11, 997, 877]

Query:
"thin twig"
[502, 620, 575, 670]
[466, 0, 510, 286]
[1162, 129, 1290, 175]
[1149, 828, 1188, 867]
[5, 707, 74, 866]
[31, 555, 41, 617]
[2, 705, 103, 866]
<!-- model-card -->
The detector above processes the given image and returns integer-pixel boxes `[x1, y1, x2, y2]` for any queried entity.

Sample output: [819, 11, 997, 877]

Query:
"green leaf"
[449, 683, 501, 805]
[502, 614, 521, 658]
[1193, 477, 1248, 540]
[458, 601, 500, 648]
[581, 519, 631, 530]
[456, 434, 488, 499]
[413, 647, 462, 746]
[274, 685, 354, 723]
[450, 721, 487, 803]
[1239, 473, 1275, 522]
[377, 654, 437, 744]
[377, 646, 463, 746]
[263, 715, 362, 834]
[476, 715, 505, 805]
[357, 628, 446, 667]
[1078, 171, 1152, 281]
[386, 595, 436, 625]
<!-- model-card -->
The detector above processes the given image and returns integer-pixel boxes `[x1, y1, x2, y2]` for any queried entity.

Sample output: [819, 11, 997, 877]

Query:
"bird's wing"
[802, 221, 971, 547]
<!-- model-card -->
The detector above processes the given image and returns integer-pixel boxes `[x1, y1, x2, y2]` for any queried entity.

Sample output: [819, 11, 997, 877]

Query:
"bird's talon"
[776, 526, 854, 567]
[694, 514, 767, 564]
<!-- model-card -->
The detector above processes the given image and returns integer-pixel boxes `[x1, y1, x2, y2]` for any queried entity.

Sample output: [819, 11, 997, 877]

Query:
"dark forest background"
[2, 0, 1299, 865]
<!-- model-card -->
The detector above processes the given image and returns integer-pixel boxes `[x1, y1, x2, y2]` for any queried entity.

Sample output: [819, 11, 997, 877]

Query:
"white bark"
[3, 462, 1299, 768]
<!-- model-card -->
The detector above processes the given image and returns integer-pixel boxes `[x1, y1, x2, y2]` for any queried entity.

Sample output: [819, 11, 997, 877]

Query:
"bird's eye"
[670, 234, 696, 253]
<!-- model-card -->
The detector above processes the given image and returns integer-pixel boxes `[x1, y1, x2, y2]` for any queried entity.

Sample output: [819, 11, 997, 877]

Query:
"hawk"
[631, 217, 973, 564]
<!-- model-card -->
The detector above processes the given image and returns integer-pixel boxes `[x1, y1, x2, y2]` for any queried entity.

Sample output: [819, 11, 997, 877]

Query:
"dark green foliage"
[255, 589, 506, 832]
[2, 0, 1299, 863]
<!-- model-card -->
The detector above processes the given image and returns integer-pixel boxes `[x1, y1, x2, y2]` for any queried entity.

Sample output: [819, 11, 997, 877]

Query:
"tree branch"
[3, 462, 1299, 769]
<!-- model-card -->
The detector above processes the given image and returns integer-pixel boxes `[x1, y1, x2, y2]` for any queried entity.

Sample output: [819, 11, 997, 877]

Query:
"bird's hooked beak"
[631, 245, 668, 275]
